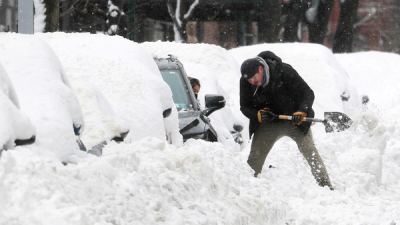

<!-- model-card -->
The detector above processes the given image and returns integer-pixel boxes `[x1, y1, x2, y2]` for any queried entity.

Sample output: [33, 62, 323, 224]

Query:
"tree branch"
[167, 0, 181, 27]
[183, 0, 199, 21]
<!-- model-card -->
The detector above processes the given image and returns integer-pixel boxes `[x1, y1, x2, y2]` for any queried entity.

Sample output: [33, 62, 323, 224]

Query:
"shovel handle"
[280, 112, 353, 133]
[279, 115, 324, 123]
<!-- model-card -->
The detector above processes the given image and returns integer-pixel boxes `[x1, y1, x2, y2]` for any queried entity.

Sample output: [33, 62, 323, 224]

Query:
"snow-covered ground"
[0, 33, 399, 225]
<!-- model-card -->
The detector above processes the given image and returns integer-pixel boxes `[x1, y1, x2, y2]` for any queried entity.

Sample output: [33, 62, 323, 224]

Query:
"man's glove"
[292, 111, 307, 125]
[258, 107, 277, 123]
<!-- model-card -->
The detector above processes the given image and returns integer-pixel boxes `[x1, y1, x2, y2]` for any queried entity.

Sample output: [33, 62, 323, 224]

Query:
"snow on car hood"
[0, 62, 35, 149]
[0, 33, 84, 160]
[36, 33, 181, 145]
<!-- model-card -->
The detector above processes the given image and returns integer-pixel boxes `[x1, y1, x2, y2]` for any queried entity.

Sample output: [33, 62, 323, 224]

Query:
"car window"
[160, 70, 189, 109]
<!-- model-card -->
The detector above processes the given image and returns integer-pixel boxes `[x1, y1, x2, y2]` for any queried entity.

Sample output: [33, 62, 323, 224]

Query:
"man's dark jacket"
[240, 51, 315, 138]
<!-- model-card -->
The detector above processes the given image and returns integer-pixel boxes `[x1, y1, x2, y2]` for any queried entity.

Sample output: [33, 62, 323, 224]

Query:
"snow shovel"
[279, 112, 353, 133]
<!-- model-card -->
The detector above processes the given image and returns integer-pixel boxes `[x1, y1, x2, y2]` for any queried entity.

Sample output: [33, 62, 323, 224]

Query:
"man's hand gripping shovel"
[278, 112, 353, 133]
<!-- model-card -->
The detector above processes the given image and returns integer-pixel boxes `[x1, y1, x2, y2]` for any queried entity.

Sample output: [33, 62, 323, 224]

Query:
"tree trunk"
[167, 0, 184, 42]
[258, 0, 282, 43]
[181, 20, 188, 42]
[179, 0, 188, 42]
[332, 0, 360, 53]
[59, 0, 70, 31]
[167, 0, 199, 43]
[43, 0, 59, 32]
[395, 2, 400, 53]
[308, 0, 334, 44]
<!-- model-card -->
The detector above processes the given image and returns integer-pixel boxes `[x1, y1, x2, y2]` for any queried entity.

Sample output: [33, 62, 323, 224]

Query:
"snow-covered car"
[155, 54, 230, 142]
[0, 61, 36, 152]
[37, 33, 182, 146]
[141, 42, 247, 148]
[71, 79, 130, 156]
[0, 33, 86, 162]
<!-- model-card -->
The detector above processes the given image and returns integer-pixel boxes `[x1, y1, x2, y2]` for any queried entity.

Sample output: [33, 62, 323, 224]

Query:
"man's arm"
[240, 78, 259, 121]
[281, 64, 314, 112]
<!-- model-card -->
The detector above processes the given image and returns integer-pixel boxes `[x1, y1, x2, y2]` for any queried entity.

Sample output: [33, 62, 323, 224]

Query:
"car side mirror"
[203, 94, 226, 117]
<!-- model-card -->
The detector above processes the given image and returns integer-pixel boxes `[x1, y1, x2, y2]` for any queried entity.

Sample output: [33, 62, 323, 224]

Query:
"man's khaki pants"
[248, 121, 332, 188]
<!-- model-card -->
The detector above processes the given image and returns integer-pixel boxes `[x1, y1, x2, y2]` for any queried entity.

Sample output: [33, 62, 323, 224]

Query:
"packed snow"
[34, 32, 182, 149]
[0, 34, 84, 161]
[0, 33, 399, 225]
[0, 62, 35, 150]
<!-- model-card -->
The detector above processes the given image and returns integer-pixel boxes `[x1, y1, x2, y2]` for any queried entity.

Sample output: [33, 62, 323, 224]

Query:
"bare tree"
[167, 0, 199, 43]
[106, 0, 127, 36]
[351, 0, 400, 53]
[43, 0, 59, 32]
[59, 0, 107, 33]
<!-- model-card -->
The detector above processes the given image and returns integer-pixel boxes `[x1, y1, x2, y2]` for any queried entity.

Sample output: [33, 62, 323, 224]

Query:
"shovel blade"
[323, 112, 353, 133]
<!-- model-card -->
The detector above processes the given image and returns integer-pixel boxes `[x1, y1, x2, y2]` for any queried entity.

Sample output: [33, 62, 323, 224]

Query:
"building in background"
[355, 0, 400, 52]
[325, 0, 400, 52]
[126, 0, 400, 53]
[1, 0, 399, 53]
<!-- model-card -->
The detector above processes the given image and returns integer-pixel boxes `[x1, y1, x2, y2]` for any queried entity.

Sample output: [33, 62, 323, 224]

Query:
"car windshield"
[160, 70, 190, 109]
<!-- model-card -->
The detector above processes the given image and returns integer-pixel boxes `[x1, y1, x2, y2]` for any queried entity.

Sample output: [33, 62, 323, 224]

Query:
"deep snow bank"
[0, 138, 288, 224]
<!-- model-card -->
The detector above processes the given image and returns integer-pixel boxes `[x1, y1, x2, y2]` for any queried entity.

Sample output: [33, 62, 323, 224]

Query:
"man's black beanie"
[241, 58, 261, 79]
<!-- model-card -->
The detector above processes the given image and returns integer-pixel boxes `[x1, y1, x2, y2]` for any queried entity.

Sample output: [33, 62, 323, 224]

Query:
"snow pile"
[0, 62, 35, 150]
[141, 41, 248, 147]
[0, 34, 82, 161]
[69, 80, 129, 149]
[0, 33, 399, 224]
[0, 138, 287, 225]
[36, 33, 182, 147]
